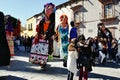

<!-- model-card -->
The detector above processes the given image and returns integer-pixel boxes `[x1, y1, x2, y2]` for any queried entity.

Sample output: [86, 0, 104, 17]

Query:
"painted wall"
[82, 0, 102, 38]
[55, 0, 120, 39]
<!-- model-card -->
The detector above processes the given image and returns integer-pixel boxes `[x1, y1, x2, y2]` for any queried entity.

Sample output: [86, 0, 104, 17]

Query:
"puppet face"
[60, 15, 68, 24]
[44, 4, 54, 17]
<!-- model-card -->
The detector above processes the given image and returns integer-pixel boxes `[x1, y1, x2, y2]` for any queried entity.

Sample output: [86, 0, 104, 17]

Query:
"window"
[71, 5, 82, 23]
[74, 11, 81, 23]
[99, 0, 118, 22]
[104, 4, 113, 18]
[28, 23, 33, 31]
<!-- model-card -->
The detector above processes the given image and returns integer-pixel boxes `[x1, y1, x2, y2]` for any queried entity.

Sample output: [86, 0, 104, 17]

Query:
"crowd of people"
[14, 35, 34, 52]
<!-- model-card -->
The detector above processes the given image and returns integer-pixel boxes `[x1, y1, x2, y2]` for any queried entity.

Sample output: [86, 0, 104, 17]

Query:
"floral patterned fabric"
[29, 39, 49, 65]
[58, 25, 69, 59]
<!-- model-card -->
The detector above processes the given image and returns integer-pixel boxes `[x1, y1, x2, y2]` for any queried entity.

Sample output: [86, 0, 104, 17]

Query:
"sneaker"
[112, 60, 116, 63]
[48, 54, 53, 61]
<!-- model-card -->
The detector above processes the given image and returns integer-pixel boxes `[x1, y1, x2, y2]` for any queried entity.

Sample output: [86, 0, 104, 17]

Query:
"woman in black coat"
[97, 22, 112, 40]
[0, 12, 10, 66]
[77, 35, 93, 80]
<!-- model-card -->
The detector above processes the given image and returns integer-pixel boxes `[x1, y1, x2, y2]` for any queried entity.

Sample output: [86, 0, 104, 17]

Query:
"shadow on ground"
[95, 62, 120, 69]
[0, 59, 67, 75]
[0, 75, 27, 80]
[89, 72, 120, 80]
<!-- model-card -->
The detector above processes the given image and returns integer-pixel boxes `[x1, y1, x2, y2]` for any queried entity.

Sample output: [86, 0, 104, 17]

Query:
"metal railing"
[99, 9, 119, 20]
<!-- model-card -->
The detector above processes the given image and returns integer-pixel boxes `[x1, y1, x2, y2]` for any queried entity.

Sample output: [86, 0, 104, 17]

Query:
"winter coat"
[77, 42, 93, 72]
[98, 28, 112, 40]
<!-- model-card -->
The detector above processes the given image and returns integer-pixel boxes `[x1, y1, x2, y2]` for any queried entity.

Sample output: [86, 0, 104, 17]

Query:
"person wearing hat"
[5, 16, 14, 57]
[30, 2, 55, 69]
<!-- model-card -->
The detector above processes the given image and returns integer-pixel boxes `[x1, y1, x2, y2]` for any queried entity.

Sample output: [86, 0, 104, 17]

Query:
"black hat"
[97, 22, 104, 28]
[77, 34, 85, 41]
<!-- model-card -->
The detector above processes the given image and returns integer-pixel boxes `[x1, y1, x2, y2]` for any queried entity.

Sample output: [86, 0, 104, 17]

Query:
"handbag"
[29, 39, 49, 65]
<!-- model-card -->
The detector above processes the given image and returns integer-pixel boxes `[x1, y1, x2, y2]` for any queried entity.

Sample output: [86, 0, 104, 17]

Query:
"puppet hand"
[41, 34, 46, 39]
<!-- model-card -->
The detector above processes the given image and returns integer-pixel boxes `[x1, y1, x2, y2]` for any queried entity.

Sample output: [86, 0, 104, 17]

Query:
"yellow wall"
[22, 17, 37, 37]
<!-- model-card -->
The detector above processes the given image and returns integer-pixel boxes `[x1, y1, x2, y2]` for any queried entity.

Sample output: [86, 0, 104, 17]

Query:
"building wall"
[56, 0, 120, 39]
[23, 13, 43, 37]
[82, 0, 101, 38]
[114, 1, 120, 39]
[24, 17, 37, 37]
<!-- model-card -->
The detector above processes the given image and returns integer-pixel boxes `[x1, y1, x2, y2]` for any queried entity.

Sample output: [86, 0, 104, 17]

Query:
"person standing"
[67, 39, 78, 80]
[97, 22, 112, 40]
[70, 21, 77, 42]
[56, 14, 69, 67]
[77, 35, 93, 80]
[5, 16, 15, 57]
[97, 22, 113, 63]
[0, 12, 10, 66]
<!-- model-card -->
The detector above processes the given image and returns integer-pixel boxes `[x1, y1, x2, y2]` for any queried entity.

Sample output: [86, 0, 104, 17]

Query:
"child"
[67, 39, 78, 80]
[76, 35, 93, 80]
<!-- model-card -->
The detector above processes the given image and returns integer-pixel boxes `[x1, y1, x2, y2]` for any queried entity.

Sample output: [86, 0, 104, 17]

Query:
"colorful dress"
[5, 18, 14, 57]
[58, 25, 69, 59]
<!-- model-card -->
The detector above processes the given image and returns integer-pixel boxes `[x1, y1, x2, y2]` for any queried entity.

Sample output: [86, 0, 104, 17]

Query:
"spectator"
[70, 21, 77, 42]
[76, 34, 93, 80]
[97, 22, 112, 40]
[67, 39, 78, 80]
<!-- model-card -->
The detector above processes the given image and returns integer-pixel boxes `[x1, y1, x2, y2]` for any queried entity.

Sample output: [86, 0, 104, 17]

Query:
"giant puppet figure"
[0, 12, 10, 66]
[29, 3, 55, 69]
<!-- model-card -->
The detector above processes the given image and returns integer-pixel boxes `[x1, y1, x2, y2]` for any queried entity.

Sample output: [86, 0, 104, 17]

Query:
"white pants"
[99, 51, 106, 63]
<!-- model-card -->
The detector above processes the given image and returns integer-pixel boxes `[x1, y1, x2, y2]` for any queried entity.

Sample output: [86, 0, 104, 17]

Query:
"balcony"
[98, 0, 114, 5]
[99, 10, 119, 22]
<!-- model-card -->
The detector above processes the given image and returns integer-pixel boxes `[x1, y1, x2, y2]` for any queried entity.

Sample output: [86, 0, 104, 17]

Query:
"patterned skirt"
[6, 34, 14, 57]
